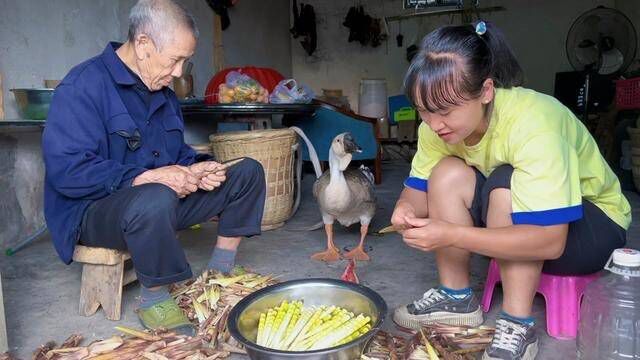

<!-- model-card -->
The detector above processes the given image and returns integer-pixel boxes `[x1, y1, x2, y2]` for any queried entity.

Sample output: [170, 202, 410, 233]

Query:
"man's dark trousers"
[79, 159, 266, 287]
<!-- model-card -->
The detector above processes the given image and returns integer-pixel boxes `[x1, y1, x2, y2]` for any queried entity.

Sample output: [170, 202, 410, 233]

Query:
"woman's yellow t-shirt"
[405, 86, 631, 229]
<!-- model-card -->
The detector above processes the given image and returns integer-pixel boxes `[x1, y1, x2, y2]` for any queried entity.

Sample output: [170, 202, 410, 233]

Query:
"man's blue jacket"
[43, 43, 208, 264]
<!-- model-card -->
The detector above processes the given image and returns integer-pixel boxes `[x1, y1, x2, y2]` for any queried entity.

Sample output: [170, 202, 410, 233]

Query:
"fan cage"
[566, 6, 637, 74]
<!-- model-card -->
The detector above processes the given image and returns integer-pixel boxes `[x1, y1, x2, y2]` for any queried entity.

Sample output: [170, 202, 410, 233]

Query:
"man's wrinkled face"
[135, 27, 196, 91]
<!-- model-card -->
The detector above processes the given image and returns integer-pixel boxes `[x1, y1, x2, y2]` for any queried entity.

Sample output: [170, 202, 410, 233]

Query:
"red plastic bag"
[205, 66, 284, 104]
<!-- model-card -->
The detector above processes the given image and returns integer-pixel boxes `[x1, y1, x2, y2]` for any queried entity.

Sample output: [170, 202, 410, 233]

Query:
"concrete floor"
[2, 161, 639, 359]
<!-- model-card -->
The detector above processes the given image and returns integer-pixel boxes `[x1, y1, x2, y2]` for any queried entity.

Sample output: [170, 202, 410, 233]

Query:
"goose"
[311, 132, 376, 262]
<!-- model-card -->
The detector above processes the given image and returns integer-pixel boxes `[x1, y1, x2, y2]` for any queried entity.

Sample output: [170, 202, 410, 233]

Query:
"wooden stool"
[72, 245, 137, 321]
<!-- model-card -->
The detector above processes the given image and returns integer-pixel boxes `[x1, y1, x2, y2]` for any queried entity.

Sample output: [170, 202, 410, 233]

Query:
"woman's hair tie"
[475, 21, 487, 36]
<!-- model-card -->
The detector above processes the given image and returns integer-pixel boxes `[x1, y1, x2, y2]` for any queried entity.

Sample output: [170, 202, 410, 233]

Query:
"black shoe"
[393, 288, 483, 330]
[482, 316, 538, 360]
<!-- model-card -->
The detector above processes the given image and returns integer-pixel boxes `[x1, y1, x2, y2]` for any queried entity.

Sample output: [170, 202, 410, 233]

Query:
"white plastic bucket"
[358, 79, 387, 119]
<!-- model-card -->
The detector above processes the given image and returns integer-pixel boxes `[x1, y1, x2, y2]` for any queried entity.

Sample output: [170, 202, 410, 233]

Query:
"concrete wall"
[0, 128, 45, 251]
[0, 0, 121, 121]
[0, 0, 291, 120]
[492, 0, 617, 92]
[291, 0, 418, 113]
[221, 1, 292, 74]
[291, 0, 628, 112]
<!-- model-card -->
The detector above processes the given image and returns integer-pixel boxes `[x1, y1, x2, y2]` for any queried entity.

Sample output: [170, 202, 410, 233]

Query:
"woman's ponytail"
[477, 21, 524, 88]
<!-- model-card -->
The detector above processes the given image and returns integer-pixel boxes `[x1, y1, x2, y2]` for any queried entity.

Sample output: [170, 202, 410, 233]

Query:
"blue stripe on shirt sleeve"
[404, 177, 428, 192]
[511, 204, 583, 226]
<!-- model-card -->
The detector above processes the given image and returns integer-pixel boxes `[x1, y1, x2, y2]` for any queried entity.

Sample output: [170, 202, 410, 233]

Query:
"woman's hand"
[390, 200, 417, 233]
[401, 216, 459, 252]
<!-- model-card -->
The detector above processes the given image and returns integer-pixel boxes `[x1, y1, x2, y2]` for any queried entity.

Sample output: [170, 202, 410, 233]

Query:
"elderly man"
[42, 0, 265, 334]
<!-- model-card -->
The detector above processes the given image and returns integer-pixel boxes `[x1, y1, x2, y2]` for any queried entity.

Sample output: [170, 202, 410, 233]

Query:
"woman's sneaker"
[393, 287, 483, 330]
[482, 317, 538, 360]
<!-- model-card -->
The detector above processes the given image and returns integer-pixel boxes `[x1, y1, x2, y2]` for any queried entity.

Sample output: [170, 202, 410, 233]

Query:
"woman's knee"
[429, 157, 476, 197]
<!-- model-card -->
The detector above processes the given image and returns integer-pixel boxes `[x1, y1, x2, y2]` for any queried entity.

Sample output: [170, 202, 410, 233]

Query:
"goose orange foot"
[343, 246, 370, 261]
[311, 247, 341, 262]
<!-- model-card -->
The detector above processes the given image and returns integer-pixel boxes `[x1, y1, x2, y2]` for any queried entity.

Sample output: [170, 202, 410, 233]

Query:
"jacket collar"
[101, 42, 137, 86]
[101, 42, 171, 118]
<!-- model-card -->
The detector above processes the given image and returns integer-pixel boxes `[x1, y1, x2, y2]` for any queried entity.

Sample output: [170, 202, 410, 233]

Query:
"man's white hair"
[127, 0, 199, 51]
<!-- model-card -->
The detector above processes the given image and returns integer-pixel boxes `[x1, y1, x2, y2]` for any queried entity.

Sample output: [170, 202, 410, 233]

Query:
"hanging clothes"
[290, 1, 317, 56]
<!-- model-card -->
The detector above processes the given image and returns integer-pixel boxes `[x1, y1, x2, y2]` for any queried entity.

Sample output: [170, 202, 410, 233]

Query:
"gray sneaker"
[393, 288, 483, 330]
[482, 317, 538, 360]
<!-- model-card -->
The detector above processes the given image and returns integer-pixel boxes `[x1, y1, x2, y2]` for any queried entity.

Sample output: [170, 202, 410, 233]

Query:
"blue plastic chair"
[289, 101, 381, 183]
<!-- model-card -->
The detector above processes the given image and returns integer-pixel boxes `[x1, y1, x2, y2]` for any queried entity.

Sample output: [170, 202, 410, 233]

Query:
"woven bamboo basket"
[209, 129, 298, 230]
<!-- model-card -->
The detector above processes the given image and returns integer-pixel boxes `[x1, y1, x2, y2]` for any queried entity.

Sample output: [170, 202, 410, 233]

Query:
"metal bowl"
[228, 278, 387, 360]
[10, 88, 55, 120]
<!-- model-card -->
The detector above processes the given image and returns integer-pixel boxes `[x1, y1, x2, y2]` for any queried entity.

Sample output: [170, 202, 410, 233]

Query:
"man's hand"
[390, 200, 417, 234]
[401, 216, 458, 252]
[188, 161, 227, 191]
[132, 165, 199, 198]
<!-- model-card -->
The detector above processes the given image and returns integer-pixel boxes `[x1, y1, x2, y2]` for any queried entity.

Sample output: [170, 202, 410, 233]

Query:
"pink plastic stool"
[480, 259, 599, 340]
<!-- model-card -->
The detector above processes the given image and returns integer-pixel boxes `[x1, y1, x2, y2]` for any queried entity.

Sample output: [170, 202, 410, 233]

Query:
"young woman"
[391, 21, 630, 360]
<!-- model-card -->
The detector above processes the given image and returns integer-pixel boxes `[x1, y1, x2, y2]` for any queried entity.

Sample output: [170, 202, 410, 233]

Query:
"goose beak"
[343, 134, 362, 154]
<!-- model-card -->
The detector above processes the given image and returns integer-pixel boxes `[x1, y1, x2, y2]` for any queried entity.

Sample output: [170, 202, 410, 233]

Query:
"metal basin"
[228, 278, 387, 360]
[10, 88, 55, 120]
